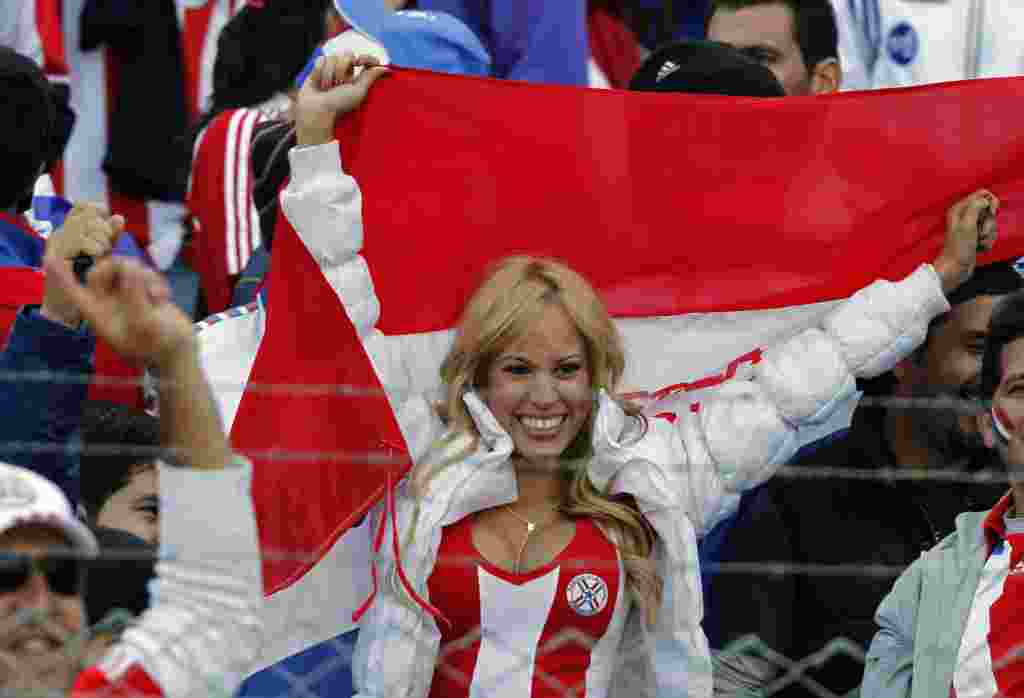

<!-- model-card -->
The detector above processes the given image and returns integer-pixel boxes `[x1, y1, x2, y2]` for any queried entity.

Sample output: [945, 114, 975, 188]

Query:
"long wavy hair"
[401, 256, 663, 625]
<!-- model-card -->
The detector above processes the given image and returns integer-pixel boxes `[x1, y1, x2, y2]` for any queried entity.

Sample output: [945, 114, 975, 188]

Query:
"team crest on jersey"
[886, 21, 919, 66]
[566, 573, 609, 616]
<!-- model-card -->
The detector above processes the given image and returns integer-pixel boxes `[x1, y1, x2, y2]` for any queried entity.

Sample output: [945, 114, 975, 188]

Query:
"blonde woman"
[281, 54, 997, 698]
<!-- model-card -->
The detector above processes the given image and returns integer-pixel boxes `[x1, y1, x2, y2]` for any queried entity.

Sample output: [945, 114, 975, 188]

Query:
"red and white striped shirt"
[188, 102, 284, 312]
[427, 515, 628, 698]
[954, 495, 1024, 698]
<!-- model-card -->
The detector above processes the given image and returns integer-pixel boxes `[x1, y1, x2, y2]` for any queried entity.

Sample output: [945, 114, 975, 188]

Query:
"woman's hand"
[43, 256, 194, 371]
[294, 52, 389, 147]
[934, 189, 1000, 294]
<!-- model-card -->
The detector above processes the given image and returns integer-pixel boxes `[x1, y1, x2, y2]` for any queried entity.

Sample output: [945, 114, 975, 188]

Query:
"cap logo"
[0, 473, 38, 509]
[657, 60, 681, 83]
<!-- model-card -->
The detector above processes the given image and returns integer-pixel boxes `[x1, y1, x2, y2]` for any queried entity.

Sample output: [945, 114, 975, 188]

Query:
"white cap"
[0, 462, 98, 555]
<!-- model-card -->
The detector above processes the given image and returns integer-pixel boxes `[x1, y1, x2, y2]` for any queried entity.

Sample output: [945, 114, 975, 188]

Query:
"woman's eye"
[556, 363, 582, 377]
[504, 364, 530, 376]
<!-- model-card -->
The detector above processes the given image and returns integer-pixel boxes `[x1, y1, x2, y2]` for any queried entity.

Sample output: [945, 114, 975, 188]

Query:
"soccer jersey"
[188, 104, 283, 312]
[954, 497, 1024, 698]
[426, 514, 628, 698]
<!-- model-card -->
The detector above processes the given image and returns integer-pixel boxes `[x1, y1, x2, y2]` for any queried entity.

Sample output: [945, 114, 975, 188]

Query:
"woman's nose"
[527, 372, 561, 407]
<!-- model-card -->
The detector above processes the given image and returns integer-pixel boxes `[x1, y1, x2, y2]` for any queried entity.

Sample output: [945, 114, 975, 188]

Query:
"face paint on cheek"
[993, 405, 1016, 446]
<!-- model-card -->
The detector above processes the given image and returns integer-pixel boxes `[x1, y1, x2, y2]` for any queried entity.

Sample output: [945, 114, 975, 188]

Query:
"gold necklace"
[502, 502, 562, 573]
[504, 504, 560, 533]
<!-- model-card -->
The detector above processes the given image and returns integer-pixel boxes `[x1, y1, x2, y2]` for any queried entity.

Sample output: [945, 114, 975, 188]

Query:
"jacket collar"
[982, 491, 1017, 550]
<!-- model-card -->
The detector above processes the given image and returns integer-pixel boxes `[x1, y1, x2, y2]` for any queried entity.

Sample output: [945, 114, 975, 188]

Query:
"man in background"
[706, 0, 848, 93]
[702, 262, 1021, 696]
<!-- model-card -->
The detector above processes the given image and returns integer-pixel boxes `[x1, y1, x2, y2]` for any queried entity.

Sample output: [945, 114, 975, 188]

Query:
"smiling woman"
[429, 257, 659, 621]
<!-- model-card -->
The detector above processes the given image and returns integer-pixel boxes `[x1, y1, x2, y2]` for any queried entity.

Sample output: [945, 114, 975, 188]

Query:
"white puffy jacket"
[269, 141, 952, 698]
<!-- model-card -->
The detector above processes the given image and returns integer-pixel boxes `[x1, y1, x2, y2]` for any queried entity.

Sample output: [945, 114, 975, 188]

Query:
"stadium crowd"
[2, 1, 1024, 697]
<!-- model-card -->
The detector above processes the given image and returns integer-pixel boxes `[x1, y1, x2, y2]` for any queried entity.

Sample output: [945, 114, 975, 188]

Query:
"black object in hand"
[72, 254, 94, 283]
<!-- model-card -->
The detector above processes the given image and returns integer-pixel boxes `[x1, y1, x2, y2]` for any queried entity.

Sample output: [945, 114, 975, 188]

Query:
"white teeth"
[519, 416, 565, 430]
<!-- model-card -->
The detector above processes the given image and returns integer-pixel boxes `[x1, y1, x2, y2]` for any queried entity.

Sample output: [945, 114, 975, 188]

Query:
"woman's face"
[483, 303, 594, 467]
[96, 467, 159, 546]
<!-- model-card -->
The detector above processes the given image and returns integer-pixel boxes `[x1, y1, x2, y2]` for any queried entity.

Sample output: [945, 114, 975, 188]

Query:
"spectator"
[415, 0, 586, 84]
[82, 526, 157, 663]
[285, 51, 991, 697]
[200, 0, 495, 311]
[0, 252, 262, 696]
[838, 0, 1024, 90]
[0, 196, 125, 503]
[629, 38, 786, 96]
[79, 402, 161, 546]
[622, 0, 712, 49]
[0, 45, 150, 410]
[0, 0, 75, 179]
[705, 0, 842, 94]
[227, 118, 294, 308]
[0, 45, 56, 222]
[187, 0, 331, 314]
[700, 261, 1024, 697]
[59, 0, 187, 270]
[179, 0, 245, 123]
[588, 1, 644, 89]
[326, 0, 490, 77]
[862, 288, 1024, 698]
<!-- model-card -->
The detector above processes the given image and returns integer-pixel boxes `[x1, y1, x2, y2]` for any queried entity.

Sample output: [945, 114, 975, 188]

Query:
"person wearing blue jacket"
[416, 0, 590, 85]
[0, 202, 124, 505]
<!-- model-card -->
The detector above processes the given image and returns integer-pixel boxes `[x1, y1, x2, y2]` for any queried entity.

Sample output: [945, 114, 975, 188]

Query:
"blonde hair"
[405, 256, 662, 625]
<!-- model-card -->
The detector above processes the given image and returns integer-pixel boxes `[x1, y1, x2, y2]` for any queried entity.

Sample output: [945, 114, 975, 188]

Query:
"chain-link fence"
[1, 370, 1021, 697]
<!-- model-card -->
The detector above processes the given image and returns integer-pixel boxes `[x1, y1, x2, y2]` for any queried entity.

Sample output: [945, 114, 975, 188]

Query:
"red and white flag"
[212, 71, 1024, 688]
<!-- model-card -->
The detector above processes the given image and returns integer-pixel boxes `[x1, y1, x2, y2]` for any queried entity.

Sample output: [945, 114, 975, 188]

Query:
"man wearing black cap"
[629, 38, 786, 97]
[701, 262, 1024, 697]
